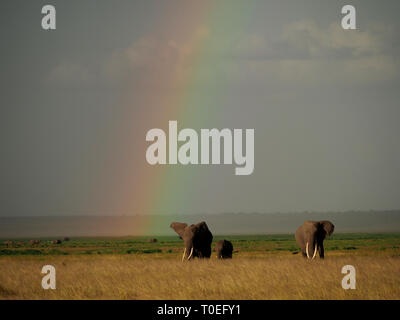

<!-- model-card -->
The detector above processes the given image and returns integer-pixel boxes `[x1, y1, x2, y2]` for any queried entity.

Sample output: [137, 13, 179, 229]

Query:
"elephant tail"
[291, 251, 300, 255]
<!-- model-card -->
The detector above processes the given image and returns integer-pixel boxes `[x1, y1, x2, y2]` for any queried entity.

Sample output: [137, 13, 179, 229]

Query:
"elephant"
[29, 239, 41, 246]
[170, 221, 213, 261]
[3, 241, 13, 247]
[295, 220, 334, 259]
[52, 239, 62, 244]
[215, 239, 233, 259]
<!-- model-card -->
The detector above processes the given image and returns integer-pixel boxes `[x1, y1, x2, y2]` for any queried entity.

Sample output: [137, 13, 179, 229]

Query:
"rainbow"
[116, 2, 254, 235]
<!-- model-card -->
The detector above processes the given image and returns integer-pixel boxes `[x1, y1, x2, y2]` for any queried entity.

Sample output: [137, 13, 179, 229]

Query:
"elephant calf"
[216, 240, 233, 259]
[295, 220, 334, 259]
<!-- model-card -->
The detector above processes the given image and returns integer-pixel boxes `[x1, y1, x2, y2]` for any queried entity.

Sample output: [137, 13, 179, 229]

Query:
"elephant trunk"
[306, 242, 318, 260]
[312, 243, 317, 259]
[182, 240, 194, 262]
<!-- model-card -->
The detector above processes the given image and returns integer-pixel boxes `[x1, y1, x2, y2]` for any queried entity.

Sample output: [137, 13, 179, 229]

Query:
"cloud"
[46, 20, 399, 91]
[222, 20, 400, 87]
[228, 20, 394, 61]
[106, 26, 210, 89]
[280, 20, 384, 59]
[278, 21, 399, 85]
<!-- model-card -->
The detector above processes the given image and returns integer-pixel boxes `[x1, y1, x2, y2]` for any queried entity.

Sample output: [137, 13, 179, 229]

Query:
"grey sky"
[1, 0, 399, 216]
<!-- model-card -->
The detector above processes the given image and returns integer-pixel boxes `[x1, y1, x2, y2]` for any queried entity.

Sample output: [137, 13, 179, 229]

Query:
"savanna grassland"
[0, 233, 400, 299]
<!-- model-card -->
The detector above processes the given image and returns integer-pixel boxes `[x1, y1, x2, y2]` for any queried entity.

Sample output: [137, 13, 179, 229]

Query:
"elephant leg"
[204, 247, 212, 258]
[318, 243, 325, 259]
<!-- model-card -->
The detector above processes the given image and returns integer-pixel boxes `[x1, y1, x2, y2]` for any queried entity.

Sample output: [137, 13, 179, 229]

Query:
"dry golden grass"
[0, 253, 399, 299]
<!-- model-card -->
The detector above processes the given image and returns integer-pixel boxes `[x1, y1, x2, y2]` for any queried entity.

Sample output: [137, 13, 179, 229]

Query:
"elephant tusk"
[306, 242, 310, 259]
[187, 247, 194, 260]
[181, 248, 186, 262]
[312, 244, 317, 260]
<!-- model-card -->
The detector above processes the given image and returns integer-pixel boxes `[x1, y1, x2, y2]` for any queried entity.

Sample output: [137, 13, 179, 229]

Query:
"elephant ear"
[170, 222, 188, 239]
[321, 221, 335, 237]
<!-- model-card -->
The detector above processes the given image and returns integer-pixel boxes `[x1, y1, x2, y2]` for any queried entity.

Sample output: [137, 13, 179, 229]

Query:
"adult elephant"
[170, 221, 213, 261]
[295, 220, 334, 259]
[216, 239, 233, 259]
